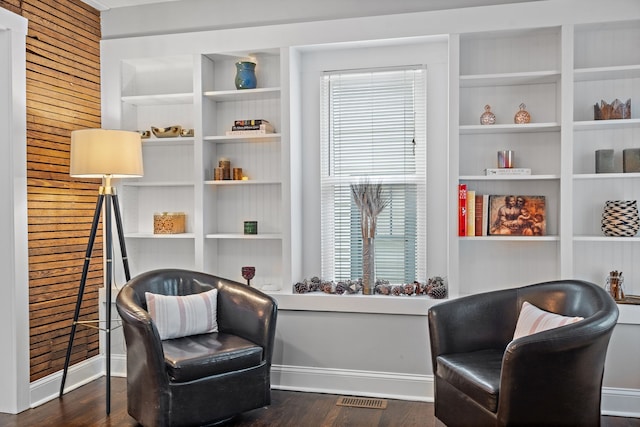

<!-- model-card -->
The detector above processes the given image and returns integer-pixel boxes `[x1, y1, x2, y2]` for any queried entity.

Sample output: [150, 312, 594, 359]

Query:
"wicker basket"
[154, 212, 186, 234]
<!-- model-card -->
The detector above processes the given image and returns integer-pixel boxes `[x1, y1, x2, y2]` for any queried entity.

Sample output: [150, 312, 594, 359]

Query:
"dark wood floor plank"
[0, 377, 638, 426]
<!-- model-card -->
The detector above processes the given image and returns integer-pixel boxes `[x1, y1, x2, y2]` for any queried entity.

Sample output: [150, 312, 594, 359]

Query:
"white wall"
[0, 7, 30, 415]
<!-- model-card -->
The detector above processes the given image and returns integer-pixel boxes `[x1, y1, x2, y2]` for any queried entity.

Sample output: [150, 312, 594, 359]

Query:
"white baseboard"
[28, 359, 640, 419]
[270, 364, 433, 402]
[272, 364, 640, 418]
[602, 387, 640, 418]
[29, 355, 127, 409]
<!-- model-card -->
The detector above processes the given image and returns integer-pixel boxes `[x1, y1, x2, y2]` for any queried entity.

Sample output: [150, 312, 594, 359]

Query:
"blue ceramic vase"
[235, 61, 257, 90]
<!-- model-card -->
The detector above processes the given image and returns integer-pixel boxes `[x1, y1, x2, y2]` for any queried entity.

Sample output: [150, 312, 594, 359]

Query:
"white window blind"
[320, 67, 427, 284]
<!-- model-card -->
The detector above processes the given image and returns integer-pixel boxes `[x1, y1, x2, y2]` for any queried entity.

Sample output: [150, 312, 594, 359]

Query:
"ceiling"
[82, 0, 539, 12]
[81, 0, 179, 11]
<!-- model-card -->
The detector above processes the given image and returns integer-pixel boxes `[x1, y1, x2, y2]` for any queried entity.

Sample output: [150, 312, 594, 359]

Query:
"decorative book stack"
[226, 119, 275, 136]
[459, 186, 490, 237]
[459, 186, 546, 237]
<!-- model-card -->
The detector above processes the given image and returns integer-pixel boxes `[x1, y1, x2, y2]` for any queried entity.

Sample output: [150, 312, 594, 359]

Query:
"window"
[320, 67, 427, 284]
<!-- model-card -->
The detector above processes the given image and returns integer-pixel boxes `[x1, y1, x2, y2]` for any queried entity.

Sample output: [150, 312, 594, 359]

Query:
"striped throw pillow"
[513, 301, 583, 340]
[145, 289, 218, 340]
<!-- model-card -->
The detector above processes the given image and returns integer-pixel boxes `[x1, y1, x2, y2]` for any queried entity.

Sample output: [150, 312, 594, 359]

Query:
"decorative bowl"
[180, 128, 194, 137]
[137, 130, 151, 139]
[151, 125, 182, 138]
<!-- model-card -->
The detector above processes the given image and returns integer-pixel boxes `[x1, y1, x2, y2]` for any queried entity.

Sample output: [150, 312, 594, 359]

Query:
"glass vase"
[234, 61, 257, 90]
[605, 273, 625, 301]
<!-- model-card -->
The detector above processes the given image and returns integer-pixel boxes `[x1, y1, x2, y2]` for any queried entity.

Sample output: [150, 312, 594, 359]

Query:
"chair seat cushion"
[436, 349, 504, 413]
[162, 332, 263, 383]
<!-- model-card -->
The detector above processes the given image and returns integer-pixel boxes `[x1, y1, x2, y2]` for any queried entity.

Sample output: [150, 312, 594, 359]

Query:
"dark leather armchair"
[115, 269, 278, 427]
[428, 280, 618, 427]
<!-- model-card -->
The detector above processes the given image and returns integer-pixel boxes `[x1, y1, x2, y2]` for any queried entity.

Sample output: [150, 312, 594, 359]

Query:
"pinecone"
[376, 278, 390, 287]
[428, 276, 445, 287]
[404, 283, 415, 295]
[308, 277, 321, 292]
[321, 281, 334, 294]
[391, 285, 405, 296]
[354, 279, 363, 294]
[375, 284, 391, 295]
[293, 281, 309, 294]
[428, 284, 448, 299]
[335, 281, 347, 295]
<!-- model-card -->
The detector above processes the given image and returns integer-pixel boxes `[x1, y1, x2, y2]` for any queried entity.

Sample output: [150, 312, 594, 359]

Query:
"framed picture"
[488, 195, 546, 236]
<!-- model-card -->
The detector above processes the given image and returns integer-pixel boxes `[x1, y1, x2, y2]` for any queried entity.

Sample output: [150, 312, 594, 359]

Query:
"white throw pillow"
[513, 301, 583, 340]
[145, 288, 218, 340]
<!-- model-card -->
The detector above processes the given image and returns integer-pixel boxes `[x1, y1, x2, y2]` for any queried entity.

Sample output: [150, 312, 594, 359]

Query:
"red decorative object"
[241, 266, 255, 286]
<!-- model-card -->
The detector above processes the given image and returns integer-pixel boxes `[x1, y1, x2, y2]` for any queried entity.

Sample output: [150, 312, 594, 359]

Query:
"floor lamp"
[59, 129, 143, 415]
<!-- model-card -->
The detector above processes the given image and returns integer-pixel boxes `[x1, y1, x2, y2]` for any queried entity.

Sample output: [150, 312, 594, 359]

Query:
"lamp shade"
[70, 129, 143, 178]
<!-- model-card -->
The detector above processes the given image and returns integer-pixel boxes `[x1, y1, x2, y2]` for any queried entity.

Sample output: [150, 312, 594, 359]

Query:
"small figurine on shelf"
[480, 104, 496, 125]
[514, 103, 531, 124]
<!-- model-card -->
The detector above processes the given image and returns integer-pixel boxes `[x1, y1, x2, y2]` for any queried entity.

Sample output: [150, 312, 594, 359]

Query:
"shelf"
[460, 123, 560, 134]
[204, 180, 281, 186]
[460, 174, 559, 181]
[141, 137, 194, 146]
[121, 92, 194, 105]
[205, 233, 283, 240]
[460, 235, 559, 241]
[204, 133, 281, 142]
[121, 181, 195, 187]
[125, 232, 196, 239]
[573, 235, 640, 242]
[574, 118, 640, 131]
[203, 87, 281, 101]
[574, 64, 640, 82]
[459, 70, 561, 87]
[574, 173, 640, 180]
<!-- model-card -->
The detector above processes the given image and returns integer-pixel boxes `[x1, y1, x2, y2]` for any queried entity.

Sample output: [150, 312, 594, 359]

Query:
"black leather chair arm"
[428, 289, 519, 372]
[216, 279, 278, 364]
[115, 285, 170, 401]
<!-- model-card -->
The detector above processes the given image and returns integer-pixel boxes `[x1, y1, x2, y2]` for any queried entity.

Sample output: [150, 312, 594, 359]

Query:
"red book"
[458, 184, 467, 236]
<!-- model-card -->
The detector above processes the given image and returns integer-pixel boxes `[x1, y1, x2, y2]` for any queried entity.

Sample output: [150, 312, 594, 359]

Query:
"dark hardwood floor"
[0, 377, 638, 426]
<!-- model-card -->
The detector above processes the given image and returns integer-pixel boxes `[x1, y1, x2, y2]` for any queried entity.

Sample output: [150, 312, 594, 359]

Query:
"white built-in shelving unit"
[451, 21, 640, 300]
[454, 27, 563, 296]
[112, 49, 295, 290]
[571, 21, 640, 291]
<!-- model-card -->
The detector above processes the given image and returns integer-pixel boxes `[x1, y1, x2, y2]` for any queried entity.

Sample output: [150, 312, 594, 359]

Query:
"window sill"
[268, 292, 449, 315]
[266, 291, 640, 324]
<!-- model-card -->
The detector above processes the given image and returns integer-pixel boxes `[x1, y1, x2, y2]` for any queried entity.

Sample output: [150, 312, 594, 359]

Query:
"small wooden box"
[154, 212, 186, 234]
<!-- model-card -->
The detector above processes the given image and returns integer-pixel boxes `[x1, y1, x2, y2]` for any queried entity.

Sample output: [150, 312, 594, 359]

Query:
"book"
[481, 194, 489, 236]
[232, 122, 275, 132]
[485, 168, 531, 176]
[458, 184, 467, 236]
[488, 195, 546, 236]
[227, 122, 275, 135]
[234, 119, 270, 126]
[474, 193, 484, 236]
[466, 190, 475, 236]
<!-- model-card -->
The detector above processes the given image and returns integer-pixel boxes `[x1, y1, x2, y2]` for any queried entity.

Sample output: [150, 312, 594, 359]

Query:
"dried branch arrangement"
[350, 180, 389, 239]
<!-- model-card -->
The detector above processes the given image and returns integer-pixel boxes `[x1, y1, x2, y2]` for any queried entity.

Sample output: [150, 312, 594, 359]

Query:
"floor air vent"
[336, 396, 388, 409]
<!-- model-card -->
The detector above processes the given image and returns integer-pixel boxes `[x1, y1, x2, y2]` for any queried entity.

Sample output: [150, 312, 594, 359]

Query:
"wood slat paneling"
[0, 0, 103, 382]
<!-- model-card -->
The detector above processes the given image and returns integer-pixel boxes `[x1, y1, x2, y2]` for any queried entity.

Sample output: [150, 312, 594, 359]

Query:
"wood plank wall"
[0, 0, 103, 381]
